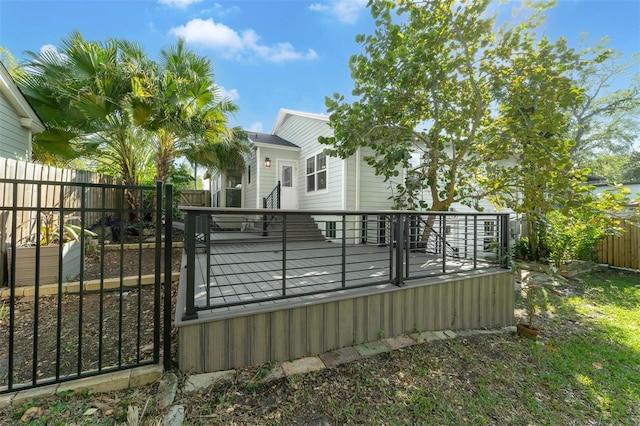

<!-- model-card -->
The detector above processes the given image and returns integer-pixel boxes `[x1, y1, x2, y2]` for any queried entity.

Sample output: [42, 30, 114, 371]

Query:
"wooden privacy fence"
[0, 158, 121, 249]
[597, 219, 640, 271]
[178, 189, 211, 207]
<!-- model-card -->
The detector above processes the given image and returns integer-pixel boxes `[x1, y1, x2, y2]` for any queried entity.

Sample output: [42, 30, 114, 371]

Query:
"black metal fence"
[0, 179, 173, 394]
[179, 208, 511, 319]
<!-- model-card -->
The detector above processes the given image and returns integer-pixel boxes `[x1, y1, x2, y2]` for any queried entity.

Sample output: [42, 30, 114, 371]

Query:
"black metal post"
[473, 216, 478, 269]
[282, 214, 287, 296]
[153, 181, 162, 365]
[501, 214, 510, 269]
[163, 184, 174, 370]
[405, 215, 410, 279]
[341, 215, 346, 288]
[183, 211, 198, 320]
[277, 181, 281, 209]
[395, 214, 404, 286]
[262, 197, 268, 236]
[8, 182, 17, 391]
[442, 215, 447, 274]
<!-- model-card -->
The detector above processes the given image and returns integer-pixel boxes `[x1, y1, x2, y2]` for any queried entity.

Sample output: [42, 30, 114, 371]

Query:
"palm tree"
[152, 39, 246, 183]
[20, 32, 156, 212]
[19, 33, 247, 209]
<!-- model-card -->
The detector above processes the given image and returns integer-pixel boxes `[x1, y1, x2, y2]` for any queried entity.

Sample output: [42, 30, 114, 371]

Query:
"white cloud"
[309, 0, 367, 24]
[39, 44, 67, 62]
[158, 0, 202, 9]
[217, 85, 239, 102]
[247, 122, 264, 133]
[169, 18, 317, 62]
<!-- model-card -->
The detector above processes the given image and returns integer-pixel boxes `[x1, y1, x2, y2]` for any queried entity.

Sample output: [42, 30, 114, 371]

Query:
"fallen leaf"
[21, 406, 43, 421]
[545, 344, 557, 351]
[83, 407, 98, 416]
[593, 362, 603, 370]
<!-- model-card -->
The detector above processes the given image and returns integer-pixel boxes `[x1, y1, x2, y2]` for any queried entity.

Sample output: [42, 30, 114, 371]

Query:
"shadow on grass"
[536, 269, 640, 422]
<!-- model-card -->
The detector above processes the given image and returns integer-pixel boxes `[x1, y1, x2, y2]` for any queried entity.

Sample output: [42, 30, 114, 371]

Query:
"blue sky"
[1, 0, 639, 133]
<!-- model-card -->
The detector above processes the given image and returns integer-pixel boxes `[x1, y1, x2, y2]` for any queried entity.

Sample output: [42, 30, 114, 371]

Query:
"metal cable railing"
[262, 181, 281, 235]
[178, 208, 511, 320]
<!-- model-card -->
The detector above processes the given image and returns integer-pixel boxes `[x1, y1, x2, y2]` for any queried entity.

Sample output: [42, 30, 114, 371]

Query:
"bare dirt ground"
[0, 241, 184, 388]
[2, 266, 638, 425]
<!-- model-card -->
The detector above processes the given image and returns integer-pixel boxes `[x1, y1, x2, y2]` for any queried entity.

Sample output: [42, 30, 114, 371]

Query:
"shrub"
[543, 209, 617, 267]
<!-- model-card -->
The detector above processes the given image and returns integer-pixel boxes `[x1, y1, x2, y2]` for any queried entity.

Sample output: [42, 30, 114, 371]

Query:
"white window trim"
[305, 151, 328, 195]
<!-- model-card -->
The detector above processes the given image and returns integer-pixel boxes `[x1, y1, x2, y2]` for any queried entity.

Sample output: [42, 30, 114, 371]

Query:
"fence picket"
[0, 158, 121, 249]
[597, 220, 640, 270]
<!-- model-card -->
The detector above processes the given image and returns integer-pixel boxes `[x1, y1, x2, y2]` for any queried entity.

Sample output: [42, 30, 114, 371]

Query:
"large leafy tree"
[487, 36, 585, 260]
[568, 46, 640, 166]
[322, 0, 582, 212]
[321, 0, 588, 259]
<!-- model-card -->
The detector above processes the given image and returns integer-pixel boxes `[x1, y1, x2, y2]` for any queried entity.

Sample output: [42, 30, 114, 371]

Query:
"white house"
[210, 108, 513, 255]
[212, 108, 394, 212]
[0, 61, 46, 160]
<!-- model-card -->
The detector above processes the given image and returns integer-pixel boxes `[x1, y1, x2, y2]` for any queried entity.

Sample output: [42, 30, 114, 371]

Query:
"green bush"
[513, 236, 531, 260]
[543, 209, 613, 267]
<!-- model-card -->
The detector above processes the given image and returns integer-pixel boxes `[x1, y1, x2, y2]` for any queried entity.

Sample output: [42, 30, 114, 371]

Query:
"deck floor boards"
[191, 240, 495, 311]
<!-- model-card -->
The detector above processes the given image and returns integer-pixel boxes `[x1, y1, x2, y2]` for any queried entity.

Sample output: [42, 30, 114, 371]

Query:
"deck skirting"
[177, 269, 514, 373]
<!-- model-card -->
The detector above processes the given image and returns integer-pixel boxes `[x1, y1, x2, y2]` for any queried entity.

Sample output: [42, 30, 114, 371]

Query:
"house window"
[306, 152, 327, 193]
[483, 221, 496, 252]
[325, 221, 337, 239]
[484, 221, 495, 236]
[247, 165, 251, 185]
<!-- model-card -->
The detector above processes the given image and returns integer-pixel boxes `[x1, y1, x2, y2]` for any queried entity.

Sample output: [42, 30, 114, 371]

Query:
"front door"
[278, 161, 297, 209]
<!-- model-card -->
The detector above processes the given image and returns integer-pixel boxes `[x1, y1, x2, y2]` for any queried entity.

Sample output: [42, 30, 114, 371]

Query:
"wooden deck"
[187, 239, 495, 314]
[175, 208, 514, 373]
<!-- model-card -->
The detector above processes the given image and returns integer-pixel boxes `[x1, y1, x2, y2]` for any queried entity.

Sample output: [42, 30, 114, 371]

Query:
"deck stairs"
[260, 214, 325, 242]
[208, 214, 326, 244]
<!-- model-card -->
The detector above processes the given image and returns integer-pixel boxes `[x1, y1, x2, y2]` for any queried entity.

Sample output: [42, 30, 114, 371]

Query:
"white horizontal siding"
[243, 151, 257, 209]
[274, 114, 341, 210]
[0, 93, 30, 160]
[358, 147, 396, 210]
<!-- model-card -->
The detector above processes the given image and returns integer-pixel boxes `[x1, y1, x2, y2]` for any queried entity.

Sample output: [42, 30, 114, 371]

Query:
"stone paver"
[383, 336, 416, 351]
[443, 330, 458, 338]
[281, 357, 325, 376]
[454, 330, 477, 337]
[260, 364, 286, 383]
[354, 341, 389, 357]
[410, 331, 442, 343]
[157, 372, 178, 408]
[319, 346, 361, 368]
[183, 370, 236, 393]
[432, 331, 449, 340]
[163, 405, 185, 426]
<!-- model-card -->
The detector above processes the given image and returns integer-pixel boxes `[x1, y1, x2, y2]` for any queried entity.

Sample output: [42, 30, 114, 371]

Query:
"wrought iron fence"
[0, 179, 173, 394]
[178, 207, 511, 320]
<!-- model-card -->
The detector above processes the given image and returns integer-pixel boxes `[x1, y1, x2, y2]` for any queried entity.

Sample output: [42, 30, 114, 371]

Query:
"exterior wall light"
[264, 157, 271, 167]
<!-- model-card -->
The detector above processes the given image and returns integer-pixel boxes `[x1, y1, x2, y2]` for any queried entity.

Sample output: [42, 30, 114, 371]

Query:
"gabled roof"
[271, 108, 328, 134]
[0, 61, 46, 133]
[246, 131, 299, 149]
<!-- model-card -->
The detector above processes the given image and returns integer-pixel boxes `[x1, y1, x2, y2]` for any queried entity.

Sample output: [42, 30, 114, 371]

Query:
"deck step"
[263, 214, 325, 241]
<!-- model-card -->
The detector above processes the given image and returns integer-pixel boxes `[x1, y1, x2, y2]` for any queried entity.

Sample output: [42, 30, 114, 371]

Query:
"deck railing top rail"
[179, 205, 511, 217]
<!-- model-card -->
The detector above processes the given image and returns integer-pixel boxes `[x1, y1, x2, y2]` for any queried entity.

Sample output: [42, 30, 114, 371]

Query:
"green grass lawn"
[2, 269, 639, 425]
